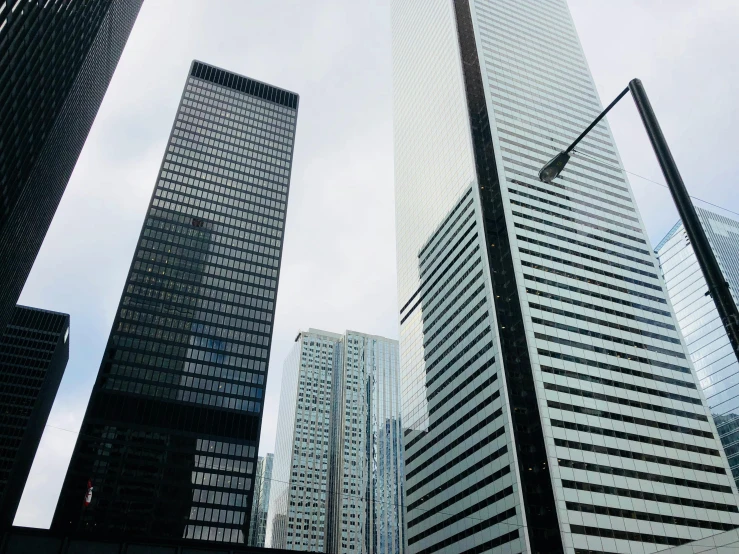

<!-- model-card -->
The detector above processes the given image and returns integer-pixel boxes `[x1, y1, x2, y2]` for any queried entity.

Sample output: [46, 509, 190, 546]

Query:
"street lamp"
[539, 78, 739, 364]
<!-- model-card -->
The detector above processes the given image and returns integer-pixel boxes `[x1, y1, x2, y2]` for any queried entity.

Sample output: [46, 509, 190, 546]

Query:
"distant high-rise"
[52, 61, 298, 544]
[392, 0, 739, 552]
[248, 453, 274, 547]
[0, 0, 143, 337]
[656, 207, 739, 487]
[267, 329, 404, 554]
[0, 306, 69, 528]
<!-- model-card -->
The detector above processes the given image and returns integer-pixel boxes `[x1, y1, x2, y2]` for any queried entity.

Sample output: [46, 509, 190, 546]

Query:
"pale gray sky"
[14, 0, 739, 528]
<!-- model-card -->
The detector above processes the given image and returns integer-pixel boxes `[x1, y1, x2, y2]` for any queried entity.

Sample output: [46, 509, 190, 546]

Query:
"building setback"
[266, 329, 404, 554]
[248, 453, 274, 547]
[0, 306, 69, 528]
[0, 0, 143, 337]
[656, 207, 739, 488]
[51, 61, 298, 544]
[392, 0, 739, 553]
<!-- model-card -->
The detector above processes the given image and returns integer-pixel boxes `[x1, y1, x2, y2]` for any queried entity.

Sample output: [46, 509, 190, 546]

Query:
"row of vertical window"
[126, 280, 273, 317]
[557, 458, 730, 494]
[143, 216, 280, 259]
[171, 129, 288, 194]
[158, 175, 285, 224]
[104, 376, 261, 413]
[188, 79, 296, 121]
[128, 272, 275, 318]
[189, 506, 246, 525]
[186, 82, 296, 130]
[172, 123, 289, 187]
[183, 524, 244, 543]
[136, 245, 276, 290]
[147, 213, 282, 254]
[131, 263, 274, 307]
[154, 187, 282, 232]
[108, 363, 263, 401]
[118, 307, 269, 357]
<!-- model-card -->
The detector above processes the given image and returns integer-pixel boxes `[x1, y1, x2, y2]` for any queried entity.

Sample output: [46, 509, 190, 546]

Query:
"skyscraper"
[0, 306, 69, 529]
[0, 0, 143, 337]
[52, 61, 298, 544]
[392, 1, 739, 553]
[267, 329, 404, 554]
[249, 453, 274, 547]
[656, 207, 739, 488]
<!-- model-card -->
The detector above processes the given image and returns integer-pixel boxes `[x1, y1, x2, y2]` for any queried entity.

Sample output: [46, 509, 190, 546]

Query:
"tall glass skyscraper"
[52, 61, 298, 544]
[392, 1, 739, 553]
[656, 207, 739, 489]
[0, 0, 143, 337]
[0, 306, 69, 528]
[248, 453, 274, 547]
[267, 329, 404, 554]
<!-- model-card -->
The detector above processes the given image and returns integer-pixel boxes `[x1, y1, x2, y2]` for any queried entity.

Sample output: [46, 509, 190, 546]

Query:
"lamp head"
[538, 151, 571, 183]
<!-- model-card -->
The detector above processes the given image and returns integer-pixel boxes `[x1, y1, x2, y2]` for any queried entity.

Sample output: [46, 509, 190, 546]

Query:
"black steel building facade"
[0, 306, 70, 529]
[52, 61, 298, 545]
[0, 0, 143, 337]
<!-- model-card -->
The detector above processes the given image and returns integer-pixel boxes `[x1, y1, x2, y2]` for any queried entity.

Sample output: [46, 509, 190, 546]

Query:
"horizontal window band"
[555, 437, 722, 474]
[523, 274, 670, 316]
[409, 504, 516, 550]
[426, 339, 494, 392]
[512, 211, 649, 255]
[406, 437, 507, 498]
[558, 458, 730, 493]
[422, 279, 485, 337]
[545, 382, 707, 422]
[533, 318, 686, 359]
[562, 479, 738, 513]
[536, 335, 689, 373]
[527, 288, 672, 330]
[542, 366, 700, 405]
[408, 470, 512, 529]
[569, 524, 685, 547]
[418, 189, 473, 261]
[406, 405, 503, 464]
[531, 304, 678, 344]
[520, 247, 662, 291]
[419, 206, 476, 277]
[510, 199, 644, 244]
[549, 400, 713, 438]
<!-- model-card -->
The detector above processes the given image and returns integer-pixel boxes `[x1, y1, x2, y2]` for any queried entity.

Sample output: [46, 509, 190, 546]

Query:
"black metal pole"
[628, 78, 739, 363]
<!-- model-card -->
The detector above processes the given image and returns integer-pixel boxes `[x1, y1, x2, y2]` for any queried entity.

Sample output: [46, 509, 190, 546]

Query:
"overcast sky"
[14, 0, 739, 528]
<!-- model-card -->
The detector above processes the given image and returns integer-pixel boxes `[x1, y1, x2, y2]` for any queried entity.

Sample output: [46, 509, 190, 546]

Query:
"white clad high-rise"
[392, 1, 739, 554]
[266, 329, 405, 553]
